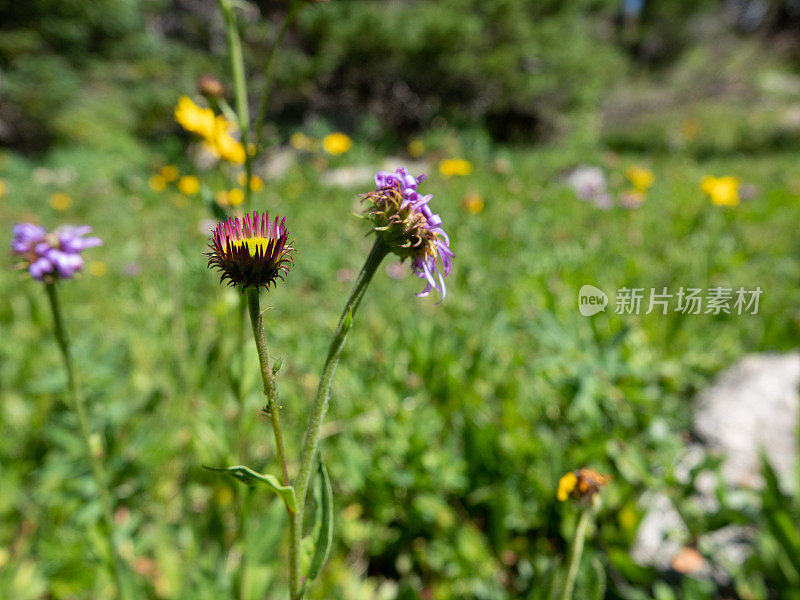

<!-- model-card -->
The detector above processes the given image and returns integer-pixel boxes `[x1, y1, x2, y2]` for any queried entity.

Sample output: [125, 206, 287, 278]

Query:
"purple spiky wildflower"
[362, 168, 453, 301]
[11, 223, 102, 281]
[206, 210, 294, 291]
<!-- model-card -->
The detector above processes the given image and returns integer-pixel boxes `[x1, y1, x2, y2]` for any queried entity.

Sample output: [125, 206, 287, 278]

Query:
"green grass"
[1, 139, 799, 600]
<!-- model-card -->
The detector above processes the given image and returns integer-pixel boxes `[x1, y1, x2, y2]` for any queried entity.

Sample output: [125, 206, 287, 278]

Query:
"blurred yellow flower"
[408, 139, 425, 157]
[160, 165, 179, 182]
[177, 175, 200, 195]
[237, 172, 264, 191]
[175, 96, 244, 164]
[206, 118, 246, 164]
[216, 188, 245, 207]
[149, 174, 167, 192]
[89, 261, 108, 277]
[228, 188, 245, 206]
[557, 472, 578, 502]
[0, 179, 6, 198]
[439, 158, 473, 177]
[558, 468, 612, 502]
[322, 132, 352, 155]
[701, 175, 740, 207]
[49, 192, 72, 211]
[462, 192, 484, 214]
[174, 96, 216, 139]
[625, 165, 654, 192]
[215, 190, 229, 206]
[290, 132, 312, 151]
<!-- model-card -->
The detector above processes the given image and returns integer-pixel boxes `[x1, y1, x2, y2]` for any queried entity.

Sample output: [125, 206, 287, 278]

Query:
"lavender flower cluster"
[373, 168, 454, 300]
[11, 223, 102, 280]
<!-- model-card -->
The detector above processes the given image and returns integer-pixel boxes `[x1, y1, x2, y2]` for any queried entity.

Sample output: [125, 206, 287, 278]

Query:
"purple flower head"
[362, 168, 453, 302]
[206, 210, 294, 291]
[11, 222, 102, 281]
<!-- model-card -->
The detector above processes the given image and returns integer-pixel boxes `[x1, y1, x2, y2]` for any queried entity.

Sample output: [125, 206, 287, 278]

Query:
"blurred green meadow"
[3, 1, 800, 599]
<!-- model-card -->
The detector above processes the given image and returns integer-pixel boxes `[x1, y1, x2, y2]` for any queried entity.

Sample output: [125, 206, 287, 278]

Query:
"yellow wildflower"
[558, 468, 611, 502]
[462, 192, 484, 215]
[89, 261, 107, 277]
[216, 188, 245, 207]
[49, 193, 72, 211]
[177, 175, 200, 195]
[237, 172, 264, 191]
[215, 190, 229, 206]
[149, 174, 167, 192]
[557, 472, 578, 502]
[0, 179, 6, 198]
[322, 132, 352, 156]
[174, 96, 216, 139]
[160, 165, 179, 182]
[227, 188, 245, 206]
[625, 165, 654, 192]
[439, 158, 473, 178]
[208, 120, 246, 164]
[701, 175, 740, 207]
[408, 139, 425, 157]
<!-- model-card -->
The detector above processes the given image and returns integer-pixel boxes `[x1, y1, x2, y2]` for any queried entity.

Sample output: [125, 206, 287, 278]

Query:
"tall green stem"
[44, 282, 130, 599]
[560, 508, 592, 600]
[217, 0, 253, 207]
[291, 238, 388, 599]
[245, 287, 297, 596]
[253, 1, 302, 155]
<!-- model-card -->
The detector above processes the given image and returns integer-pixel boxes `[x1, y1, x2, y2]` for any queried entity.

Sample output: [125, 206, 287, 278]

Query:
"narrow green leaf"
[204, 465, 298, 513]
[306, 459, 333, 583]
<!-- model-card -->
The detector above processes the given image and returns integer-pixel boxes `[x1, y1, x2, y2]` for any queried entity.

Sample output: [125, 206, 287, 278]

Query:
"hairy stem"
[291, 238, 388, 599]
[245, 287, 297, 597]
[44, 282, 131, 599]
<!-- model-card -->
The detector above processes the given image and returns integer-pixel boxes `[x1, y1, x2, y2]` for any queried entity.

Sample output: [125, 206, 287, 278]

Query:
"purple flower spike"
[206, 210, 294, 291]
[11, 222, 102, 281]
[362, 167, 453, 302]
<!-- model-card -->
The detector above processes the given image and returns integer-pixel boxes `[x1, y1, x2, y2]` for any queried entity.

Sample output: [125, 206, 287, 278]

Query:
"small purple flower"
[206, 211, 294, 291]
[11, 222, 102, 281]
[362, 168, 453, 302]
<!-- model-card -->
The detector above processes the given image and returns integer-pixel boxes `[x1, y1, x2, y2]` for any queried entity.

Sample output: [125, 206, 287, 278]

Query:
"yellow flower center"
[230, 237, 274, 257]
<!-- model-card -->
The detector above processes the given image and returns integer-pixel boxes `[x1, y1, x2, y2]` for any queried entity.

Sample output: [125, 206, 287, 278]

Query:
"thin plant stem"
[291, 237, 389, 599]
[560, 507, 593, 600]
[216, 0, 253, 207]
[44, 282, 131, 599]
[253, 1, 302, 156]
[245, 287, 297, 596]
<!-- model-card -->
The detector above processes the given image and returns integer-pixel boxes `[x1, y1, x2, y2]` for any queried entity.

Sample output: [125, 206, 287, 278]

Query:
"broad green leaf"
[204, 465, 298, 513]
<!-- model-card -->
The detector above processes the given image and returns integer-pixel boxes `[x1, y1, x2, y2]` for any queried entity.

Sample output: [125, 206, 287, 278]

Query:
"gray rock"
[694, 352, 800, 492]
[631, 352, 800, 580]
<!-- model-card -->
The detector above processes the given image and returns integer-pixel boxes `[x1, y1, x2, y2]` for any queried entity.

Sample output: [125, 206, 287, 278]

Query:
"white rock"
[694, 352, 800, 492]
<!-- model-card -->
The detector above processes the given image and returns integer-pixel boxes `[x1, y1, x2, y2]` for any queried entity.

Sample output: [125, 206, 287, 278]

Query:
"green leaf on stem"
[306, 458, 333, 583]
[204, 465, 298, 513]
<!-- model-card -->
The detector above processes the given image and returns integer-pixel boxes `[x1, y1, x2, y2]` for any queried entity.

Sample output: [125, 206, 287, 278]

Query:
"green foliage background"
[2, 1, 800, 599]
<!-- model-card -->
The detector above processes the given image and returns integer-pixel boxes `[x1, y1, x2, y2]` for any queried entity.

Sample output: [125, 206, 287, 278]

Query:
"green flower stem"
[216, 0, 253, 207]
[560, 506, 593, 600]
[253, 0, 302, 155]
[44, 282, 130, 599]
[291, 237, 389, 599]
[245, 287, 297, 595]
